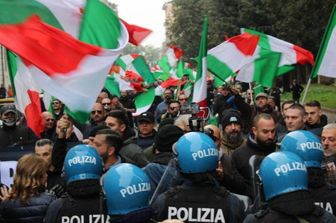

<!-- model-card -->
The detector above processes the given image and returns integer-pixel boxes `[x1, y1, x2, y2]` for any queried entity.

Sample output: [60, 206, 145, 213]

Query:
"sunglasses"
[91, 110, 103, 114]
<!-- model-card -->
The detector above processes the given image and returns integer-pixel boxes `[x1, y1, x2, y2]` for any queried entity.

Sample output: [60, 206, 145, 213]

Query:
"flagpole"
[301, 77, 311, 104]
[303, 5, 336, 104]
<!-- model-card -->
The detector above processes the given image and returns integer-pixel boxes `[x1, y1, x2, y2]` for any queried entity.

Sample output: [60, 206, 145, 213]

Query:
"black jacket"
[0, 192, 55, 223]
[231, 134, 276, 197]
[244, 191, 336, 223]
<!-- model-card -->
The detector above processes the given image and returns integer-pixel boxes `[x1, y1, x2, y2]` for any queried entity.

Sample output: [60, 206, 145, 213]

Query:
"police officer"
[44, 144, 107, 223]
[244, 151, 336, 222]
[280, 130, 336, 215]
[152, 132, 246, 223]
[102, 163, 154, 223]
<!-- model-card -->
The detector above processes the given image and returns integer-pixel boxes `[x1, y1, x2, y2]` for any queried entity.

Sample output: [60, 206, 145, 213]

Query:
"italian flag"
[207, 32, 260, 81]
[158, 45, 184, 73]
[128, 56, 156, 85]
[192, 16, 208, 107]
[154, 78, 180, 96]
[311, 6, 336, 78]
[237, 28, 314, 87]
[133, 88, 156, 116]
[0, 15, 128, 124]
[1, 0, 84, 136]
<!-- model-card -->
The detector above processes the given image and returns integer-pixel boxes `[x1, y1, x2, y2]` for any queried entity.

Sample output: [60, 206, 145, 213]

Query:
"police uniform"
[45, 144, 105, 223]
[44, 193, 108, 223]
[153, 183, 245, 223]
[311, 184, 336, 216]
[244, 205, 334, 223]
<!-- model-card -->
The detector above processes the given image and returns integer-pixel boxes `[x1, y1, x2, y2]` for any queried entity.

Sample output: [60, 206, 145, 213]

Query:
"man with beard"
[154, 89, 173, 122]
[231, 113, 277, 198]
[220, 109, 245, 156]
[160, 100, 181, 121]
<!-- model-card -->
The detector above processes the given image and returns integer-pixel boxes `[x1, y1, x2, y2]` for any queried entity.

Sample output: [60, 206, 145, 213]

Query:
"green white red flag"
[207, 32, 260, 81]
[0, 14, 128, 124]
[1, 0, 84, 136]
[311, 5, 336, 78]
[237, 28, 314, 87]
[192, 16, 208, 107]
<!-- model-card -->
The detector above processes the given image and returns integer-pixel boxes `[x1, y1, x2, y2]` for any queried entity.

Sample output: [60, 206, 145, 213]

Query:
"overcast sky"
[109, 0, 167, 48]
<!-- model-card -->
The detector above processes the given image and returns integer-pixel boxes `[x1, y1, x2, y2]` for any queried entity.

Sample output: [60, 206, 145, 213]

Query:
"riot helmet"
[280, 130, 323, 168]
[102, 163, 152, 215]
[259, 151, 308, 201]
[174, 132, 218, 174]
[64, 144, 103, 184]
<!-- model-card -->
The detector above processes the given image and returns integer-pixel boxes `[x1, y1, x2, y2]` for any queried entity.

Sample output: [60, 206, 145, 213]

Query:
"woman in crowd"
[0, 154, 55, 223]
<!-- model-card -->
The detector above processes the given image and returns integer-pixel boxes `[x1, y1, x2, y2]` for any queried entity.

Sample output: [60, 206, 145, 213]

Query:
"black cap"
[137, 112, 155, 123]
[154, 124, 184, 152]
[0, 104, 17, 115]
[221, 109, 242, 128]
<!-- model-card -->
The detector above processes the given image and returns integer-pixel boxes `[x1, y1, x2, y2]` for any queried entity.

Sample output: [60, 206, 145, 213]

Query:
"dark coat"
[0, 192, 55, 223]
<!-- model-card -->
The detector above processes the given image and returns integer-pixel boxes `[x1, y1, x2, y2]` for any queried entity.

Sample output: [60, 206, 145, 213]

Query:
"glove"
[48, 184, 65, 198]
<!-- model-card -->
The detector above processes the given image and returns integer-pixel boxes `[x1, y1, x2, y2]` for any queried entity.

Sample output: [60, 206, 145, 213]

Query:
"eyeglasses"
[102, 103, 110, 105]
[91, 110, 103, 114]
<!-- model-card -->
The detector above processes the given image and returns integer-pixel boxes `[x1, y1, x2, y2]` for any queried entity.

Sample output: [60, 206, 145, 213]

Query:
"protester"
[105, 110, 149, 167]
[34, 139, 63, 191]
[0, 105, 36, 147]
[0, 154, 55, 223]
[119, 90, 136, 127]
[220, 109, 245, 156]
[281, 103, 307, 139]
[231, 113, 277, 198]
[44, 145, 104, 222]
[276, 100, 294, 134]
[321, 123, 336, 185]
[101, 97, 112, 114]
[244, 151, 336, 222]
[143, 124, 184, 189]
[178, 93, 190, 114]
[305, 100, 328, 136]
[161, 100, 181, 121]
[155, 89, 173, 122]
[212, 84, 232, 120]
[83, 102, 105, 138]
[90, 128, 126, 171]
[40, 111, 56, 140]
[51, 98, 64, 121]
[135, 112, 157, 150]
[291, 79, 304, 103]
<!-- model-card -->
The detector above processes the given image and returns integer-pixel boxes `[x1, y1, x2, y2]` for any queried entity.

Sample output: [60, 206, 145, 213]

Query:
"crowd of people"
[0, 80, 336, 223]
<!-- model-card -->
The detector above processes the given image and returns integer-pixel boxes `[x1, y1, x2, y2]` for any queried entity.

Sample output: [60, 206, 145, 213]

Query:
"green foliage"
[282, 83, 336, 108]
[167, 0, 335, 62]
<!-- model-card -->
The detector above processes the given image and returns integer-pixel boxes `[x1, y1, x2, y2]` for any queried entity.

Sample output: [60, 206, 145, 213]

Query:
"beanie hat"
[154, 124, 184, 152]
[221, 109, 242, 128]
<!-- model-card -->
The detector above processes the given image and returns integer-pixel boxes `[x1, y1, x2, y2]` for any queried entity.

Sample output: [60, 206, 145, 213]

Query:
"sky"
[109, 0, 167, 48]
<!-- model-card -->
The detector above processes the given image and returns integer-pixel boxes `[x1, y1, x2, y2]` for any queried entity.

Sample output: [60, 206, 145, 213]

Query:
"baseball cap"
[255, 92, 268, 100]
[0, 104, 17, 115]
[137, 112, 155, 123]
